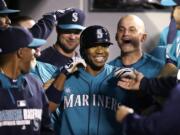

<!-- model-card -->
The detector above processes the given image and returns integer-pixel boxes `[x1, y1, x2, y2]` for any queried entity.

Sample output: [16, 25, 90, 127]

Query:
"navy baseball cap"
[57, 8, 85, 30]
[0, 27, 46, 54]
[160, 0, 180, 6]
[0, 0, 20, 14]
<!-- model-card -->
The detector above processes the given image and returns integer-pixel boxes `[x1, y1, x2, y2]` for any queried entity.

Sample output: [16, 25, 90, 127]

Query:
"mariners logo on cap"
[97, 29, 103, 39]
[72, 12, 78, 22]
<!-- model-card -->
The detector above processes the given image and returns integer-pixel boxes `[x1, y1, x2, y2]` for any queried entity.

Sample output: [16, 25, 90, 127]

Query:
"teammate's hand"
[61, 57, 86, 76]
[117, 70, 144, 91]
[114, 67, 136, 80]
[43, 8, 74, 21]
[55, 8, 74, 21]
[116, 105, 134, 122]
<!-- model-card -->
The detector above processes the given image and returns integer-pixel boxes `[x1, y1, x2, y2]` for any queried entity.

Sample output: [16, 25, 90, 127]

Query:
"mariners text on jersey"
[64, 94, 119, 111]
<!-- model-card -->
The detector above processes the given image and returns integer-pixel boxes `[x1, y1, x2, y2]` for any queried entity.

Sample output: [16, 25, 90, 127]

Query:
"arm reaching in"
[116, 70, 144, 91]
[45, 57, 86, 112]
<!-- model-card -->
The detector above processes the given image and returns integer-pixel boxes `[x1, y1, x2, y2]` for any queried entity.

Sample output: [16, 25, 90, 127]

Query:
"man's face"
[116, 16, 146, 54]
[0, 14, 11, 29]
[57, 29, 81, 53]
[85, 43, 109, 70]
[19, 47, 36, 74]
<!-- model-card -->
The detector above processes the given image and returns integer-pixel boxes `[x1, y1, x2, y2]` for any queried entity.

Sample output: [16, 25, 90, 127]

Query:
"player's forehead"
[118, 15, 145, 32]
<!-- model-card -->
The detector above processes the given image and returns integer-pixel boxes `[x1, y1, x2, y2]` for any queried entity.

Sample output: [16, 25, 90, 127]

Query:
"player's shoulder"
[41, 46, 54, 55]
[144, 53, 164, 67]
[24, 73, 43, 89]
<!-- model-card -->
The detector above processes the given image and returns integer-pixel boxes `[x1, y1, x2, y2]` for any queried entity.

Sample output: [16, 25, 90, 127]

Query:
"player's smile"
[86, 44, 109, 68]
[122, 37, 132, 44]
[94, 55, 106, 63]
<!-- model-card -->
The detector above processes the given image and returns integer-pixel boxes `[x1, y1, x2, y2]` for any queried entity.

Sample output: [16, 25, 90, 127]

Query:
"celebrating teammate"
[108, 14, 164, 114]
[0, 27, 54, 135]
[38, 8, 85, 68]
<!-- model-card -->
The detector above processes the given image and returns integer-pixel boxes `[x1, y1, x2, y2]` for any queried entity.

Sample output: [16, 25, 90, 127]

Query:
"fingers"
[62, 57, 87, 76]
[114, 67, 136, 80]
[72, 57, 87, 69]
[116, 105, 134, 122]
[117, 79, 133, 90]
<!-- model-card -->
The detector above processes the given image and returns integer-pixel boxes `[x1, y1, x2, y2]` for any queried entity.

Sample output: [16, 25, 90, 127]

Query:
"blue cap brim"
[58, 24, 85, 30]
[0, 9, 20, 14]
[160, 0, 177, 6]
[28, 38, 46, 48]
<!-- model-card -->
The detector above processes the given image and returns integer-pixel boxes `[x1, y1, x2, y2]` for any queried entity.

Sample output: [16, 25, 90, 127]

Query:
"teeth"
[95, 56, 104, 62]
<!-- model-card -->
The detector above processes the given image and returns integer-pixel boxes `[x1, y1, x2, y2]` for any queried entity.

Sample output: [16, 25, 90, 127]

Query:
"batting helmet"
[80, 25, 112, 59]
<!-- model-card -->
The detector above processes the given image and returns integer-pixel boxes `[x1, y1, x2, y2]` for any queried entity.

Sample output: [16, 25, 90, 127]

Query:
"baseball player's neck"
[54, 44, 76, 57]
[0, 64, 20, 80]
[121, 51, 143, 66]
[86, 65, 104, 76]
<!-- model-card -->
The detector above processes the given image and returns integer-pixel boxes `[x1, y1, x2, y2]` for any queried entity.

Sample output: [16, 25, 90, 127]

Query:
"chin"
[91, 63, 105, 71]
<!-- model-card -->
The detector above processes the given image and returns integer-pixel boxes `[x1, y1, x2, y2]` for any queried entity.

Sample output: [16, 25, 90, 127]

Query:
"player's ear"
[141, 33, 147, 42]
[16, 48, 24, 58]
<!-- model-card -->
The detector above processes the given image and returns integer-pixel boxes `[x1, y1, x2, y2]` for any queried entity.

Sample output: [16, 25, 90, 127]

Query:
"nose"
[0, 16, 11, 28]
[123, 29, 129, 36]
[69, 33, 77, 39]
[95, 46, 104, 53]
[5, 16, 11, 25]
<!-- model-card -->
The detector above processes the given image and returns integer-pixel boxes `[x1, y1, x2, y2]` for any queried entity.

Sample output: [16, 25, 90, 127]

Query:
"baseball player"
[108, 15, 164, 114]
[0, 26, 55, 135]
[51, 25, 129, 135]
[0, 0, 55, 39]
[151, 0, 180, 77]
[115, 68, 180, 135]
[37, 8, 85, 68]
[0, 0, 72, 40]
[36, 8, 86, 88]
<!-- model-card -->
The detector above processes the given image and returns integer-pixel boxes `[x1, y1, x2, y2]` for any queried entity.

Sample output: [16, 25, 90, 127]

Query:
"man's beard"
[57, 41, 77, 53]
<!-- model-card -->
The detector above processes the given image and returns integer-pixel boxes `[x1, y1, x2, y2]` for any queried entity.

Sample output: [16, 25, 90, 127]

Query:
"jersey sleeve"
[140, 76, 177, 97]
[29, 14, 56, 39]
[122, 84, 180, 135]
[157, 27, 168, 47]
